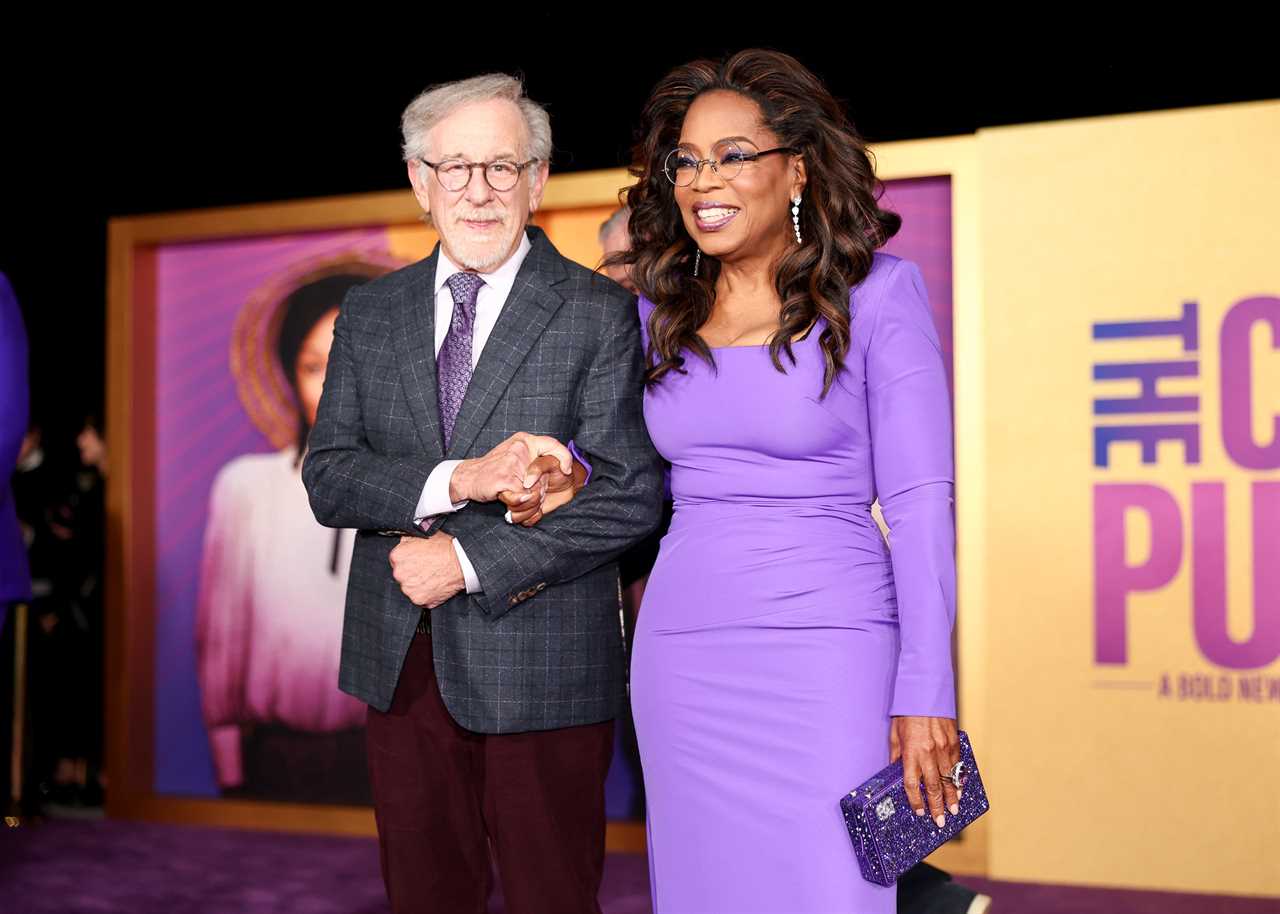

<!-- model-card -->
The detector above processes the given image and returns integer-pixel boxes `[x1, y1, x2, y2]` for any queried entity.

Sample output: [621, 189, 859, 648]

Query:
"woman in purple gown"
[614, 50, 962, 913]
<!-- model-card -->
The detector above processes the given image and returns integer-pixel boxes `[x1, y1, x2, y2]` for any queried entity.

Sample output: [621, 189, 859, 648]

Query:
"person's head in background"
[599, 207, 637, 293]
[402, 74, 552, 272]
[18, 425, 41, 466]
[276, 274, 370, 465]
[77, 416, 107, 476]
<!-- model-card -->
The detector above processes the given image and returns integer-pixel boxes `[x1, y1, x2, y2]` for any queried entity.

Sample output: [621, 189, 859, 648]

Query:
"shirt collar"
[434, 229, 534, 302]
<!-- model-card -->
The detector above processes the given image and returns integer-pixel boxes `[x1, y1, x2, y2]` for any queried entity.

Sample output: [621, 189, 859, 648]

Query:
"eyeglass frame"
[418, 156, 542, 192]
[663, 143, 800, 186]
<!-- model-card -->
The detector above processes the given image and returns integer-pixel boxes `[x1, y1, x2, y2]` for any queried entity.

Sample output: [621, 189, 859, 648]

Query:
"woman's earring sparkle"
[694, 249, 702, 277]
[792, 196, 803, 245]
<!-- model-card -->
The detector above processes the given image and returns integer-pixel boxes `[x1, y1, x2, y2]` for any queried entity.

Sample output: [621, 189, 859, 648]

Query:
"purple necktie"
[437, 271, 485, 451]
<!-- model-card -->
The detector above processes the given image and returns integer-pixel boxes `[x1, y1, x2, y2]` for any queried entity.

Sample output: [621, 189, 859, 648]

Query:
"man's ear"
[528, 160, 551, 214]
[408, 160, 432, 218]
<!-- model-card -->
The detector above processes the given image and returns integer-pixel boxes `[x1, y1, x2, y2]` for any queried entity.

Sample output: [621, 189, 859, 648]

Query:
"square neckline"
[701, 322, 819, 352]
[640, 295, 821, 353]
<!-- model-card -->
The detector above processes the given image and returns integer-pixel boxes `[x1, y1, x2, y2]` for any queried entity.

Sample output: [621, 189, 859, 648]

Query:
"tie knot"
[446, 271, 485, 310]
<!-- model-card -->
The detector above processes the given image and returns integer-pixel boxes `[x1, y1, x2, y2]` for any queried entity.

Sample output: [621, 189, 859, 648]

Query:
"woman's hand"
[500, 454, 588, 526]
[890, 715, 961, 829]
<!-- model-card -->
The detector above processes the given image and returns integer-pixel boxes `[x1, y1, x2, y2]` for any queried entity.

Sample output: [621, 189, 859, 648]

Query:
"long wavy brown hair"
[611, 49, 900, 396]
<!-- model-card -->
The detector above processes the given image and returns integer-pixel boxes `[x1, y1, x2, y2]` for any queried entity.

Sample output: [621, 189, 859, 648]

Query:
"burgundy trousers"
[366, 630, 614, 914]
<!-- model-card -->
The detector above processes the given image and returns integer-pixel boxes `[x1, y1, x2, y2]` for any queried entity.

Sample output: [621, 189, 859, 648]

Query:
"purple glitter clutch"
[840, 730, 990, 886]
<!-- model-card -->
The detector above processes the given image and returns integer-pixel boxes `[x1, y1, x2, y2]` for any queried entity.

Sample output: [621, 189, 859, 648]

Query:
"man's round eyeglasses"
[420, 157, 540, 192]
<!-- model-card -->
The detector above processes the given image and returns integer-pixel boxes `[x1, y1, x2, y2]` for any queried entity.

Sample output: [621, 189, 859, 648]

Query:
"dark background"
[2, 27, 1275, 450]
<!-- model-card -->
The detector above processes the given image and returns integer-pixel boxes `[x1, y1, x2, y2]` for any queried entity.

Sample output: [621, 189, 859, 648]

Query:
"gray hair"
[598, 206, 631, 242]
[401, 73, 552, 165]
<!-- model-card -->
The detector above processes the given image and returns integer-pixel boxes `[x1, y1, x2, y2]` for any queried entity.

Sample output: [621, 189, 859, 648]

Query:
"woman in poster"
[196, 268, 384, 806]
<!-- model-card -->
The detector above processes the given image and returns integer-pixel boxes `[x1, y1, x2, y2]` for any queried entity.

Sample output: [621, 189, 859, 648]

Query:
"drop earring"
[791, 196, 803, 245]
[693, 249, 702, 277]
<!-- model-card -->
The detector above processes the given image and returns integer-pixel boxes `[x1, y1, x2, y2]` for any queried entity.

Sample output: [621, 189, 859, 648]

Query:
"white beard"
[441, 208, 524, 272]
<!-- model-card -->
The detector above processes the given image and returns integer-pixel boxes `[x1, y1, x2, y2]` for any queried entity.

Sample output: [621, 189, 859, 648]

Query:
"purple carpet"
[2, 820, 1276, 914]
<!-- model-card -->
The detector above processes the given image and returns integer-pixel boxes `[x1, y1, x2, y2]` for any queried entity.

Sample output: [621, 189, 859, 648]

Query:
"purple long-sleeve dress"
[630, 253, 957, 913]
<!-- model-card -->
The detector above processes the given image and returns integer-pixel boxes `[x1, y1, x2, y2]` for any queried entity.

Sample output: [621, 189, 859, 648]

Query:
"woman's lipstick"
[692, 202, 740, 232]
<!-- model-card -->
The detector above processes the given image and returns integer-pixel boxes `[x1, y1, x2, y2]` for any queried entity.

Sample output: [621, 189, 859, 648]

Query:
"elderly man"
[302, 76, 662, 914]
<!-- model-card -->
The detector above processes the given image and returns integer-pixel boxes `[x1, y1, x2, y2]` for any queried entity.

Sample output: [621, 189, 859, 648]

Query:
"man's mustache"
[454, 208, 507, 224]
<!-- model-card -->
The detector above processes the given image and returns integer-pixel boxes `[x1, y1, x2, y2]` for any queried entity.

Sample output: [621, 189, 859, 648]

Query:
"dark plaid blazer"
[302, 226, 663, 732]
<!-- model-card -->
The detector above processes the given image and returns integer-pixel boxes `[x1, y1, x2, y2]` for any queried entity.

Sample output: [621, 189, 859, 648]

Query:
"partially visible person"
[598, 207, 668, 610]
[0, 272, 31, 813]
[0, 272, 30, 631]
[594, 207, 669, 820]
[598, 207, 637, 294]
[59, 416, 107, 807]
[13, 423, 68, 803]
[196, 273, 371, 806]
[899, 863, 992, 914]
[23, 414, 109, 811]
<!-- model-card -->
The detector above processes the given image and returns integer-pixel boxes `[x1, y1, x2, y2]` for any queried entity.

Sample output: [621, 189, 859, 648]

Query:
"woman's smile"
[692, 201, 742, 231]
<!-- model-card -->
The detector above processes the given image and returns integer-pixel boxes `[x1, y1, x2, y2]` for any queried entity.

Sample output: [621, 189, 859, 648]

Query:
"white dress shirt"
[414, 232, 534, 593]
[197, 448, 366, 786]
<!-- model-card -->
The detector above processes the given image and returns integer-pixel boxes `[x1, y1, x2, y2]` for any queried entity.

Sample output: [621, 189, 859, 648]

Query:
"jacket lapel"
[444, 227, 568, 461]
[391, 247, 445, 458]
